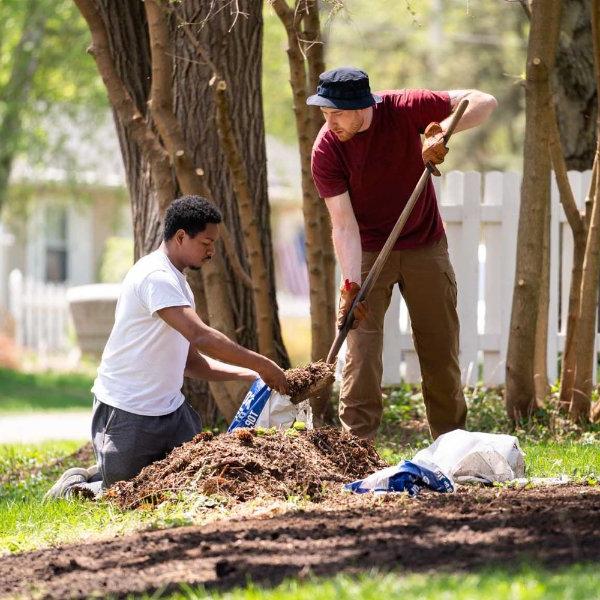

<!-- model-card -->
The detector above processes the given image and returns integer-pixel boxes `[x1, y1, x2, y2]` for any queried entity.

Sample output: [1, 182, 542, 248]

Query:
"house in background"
[0, 112, 310, 329]
[0, 112, 130, 312]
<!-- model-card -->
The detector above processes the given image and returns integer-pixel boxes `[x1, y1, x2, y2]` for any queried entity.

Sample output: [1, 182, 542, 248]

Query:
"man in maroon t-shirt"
[308, 67, 496, 440]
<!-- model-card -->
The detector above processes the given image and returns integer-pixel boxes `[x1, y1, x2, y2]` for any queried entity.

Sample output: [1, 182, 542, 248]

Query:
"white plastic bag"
[228, 378, 312, 431]
[411, 429, 525, 485]
[345, 429, 526, 496]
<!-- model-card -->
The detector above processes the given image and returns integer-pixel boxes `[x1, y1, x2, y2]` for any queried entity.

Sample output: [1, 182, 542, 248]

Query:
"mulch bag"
[344, 460, 453, 496]
[344, 429, 525, 496]
[412, 429, 525, 485]
[228, 378, 312, 432]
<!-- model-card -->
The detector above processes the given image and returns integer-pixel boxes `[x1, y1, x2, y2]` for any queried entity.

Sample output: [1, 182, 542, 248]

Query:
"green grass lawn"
[2, 383, 600, 597]
[149, 566, 600, 599]
[1, 437, 599, 556]
[0, 368, 94, 413]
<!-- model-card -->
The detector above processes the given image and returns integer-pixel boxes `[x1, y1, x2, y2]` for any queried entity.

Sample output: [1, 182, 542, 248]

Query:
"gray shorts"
[91, 397, 202, 488]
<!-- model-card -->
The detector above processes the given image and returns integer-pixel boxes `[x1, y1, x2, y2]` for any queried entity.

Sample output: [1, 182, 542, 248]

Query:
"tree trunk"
[94, 0, 163, 258]
[172, 0, 288, 365]
[0, 0, 47, 213]
[82, 0, 288, 425]
[571, 158, 600, 421]
[567, 0, 600, 422]
[533, 199, 550, 405]
[272, 0, 336, 423]
[559, 233, 586, 408]
[302, 0, 336, 422]
[555, 0, 597, 170]
[505, 0, 562, 420]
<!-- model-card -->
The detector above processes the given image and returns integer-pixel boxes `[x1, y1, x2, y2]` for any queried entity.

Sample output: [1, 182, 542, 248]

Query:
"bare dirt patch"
[2, 485, 599, 599]
[105, 428, 386, 509]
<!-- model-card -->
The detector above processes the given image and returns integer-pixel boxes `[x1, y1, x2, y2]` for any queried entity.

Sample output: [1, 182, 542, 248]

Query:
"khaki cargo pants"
[340, 235, 467, 440]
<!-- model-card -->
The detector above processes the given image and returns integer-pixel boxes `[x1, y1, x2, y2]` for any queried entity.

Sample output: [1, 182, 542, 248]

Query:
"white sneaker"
[43, 467, 89, 501]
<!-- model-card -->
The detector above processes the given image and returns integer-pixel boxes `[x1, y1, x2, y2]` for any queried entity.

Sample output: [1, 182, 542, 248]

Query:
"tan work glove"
[337, 279, 368, 329]
[422, 122, 448, 174]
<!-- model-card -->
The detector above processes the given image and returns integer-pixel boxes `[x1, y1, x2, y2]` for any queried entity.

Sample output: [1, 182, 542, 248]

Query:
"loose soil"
[105, 428, 386, 509]
[285, 361, 335, 397]
[2, 485, 599, 599]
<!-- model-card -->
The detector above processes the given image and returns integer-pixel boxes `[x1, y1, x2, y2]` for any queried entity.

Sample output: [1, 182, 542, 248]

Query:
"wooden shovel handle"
[325, 98, 469, 365]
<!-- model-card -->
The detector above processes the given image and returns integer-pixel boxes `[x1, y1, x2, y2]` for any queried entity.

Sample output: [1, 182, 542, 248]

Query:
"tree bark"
[548, 69, 590, 413]
[171, 0, 288, 367]
[571, 158, 600, 421]
[533, 199, 550, 405]
[555, 0, 597, 170]
[77, 0, 289, 424]
[505, 0, 562, 420]
[567, 0, 600, 422]
[301, 0, 336, 422]
[212, 79, 278, 359]
[272, 0, 336, 421]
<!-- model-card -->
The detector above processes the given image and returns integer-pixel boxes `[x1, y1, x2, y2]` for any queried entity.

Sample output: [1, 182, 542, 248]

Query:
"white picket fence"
[382, 169, 596, 387]
[8, 269, 72, 353]
[4, 170, 597, 385]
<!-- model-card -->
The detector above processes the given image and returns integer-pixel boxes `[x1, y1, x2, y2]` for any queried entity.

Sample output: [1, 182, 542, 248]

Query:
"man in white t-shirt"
[46, 195, 288, 499]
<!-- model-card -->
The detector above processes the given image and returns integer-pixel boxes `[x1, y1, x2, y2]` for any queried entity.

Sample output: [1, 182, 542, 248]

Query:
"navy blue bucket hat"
[306, 66, 382, 110]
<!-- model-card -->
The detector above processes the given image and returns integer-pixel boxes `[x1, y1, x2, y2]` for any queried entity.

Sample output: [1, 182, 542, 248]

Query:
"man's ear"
[175, 229, 186, 245]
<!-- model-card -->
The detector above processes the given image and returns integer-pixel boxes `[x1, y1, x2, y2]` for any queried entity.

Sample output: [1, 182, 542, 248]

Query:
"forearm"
[441, 90, 497, 134]
[185, 351, 257, 382]
[332, 224, 362, 283]
[191, 325, 265, 373]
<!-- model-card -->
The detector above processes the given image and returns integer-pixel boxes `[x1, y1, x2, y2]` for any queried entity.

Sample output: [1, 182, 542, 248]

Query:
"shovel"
[290, 98, 469, 405]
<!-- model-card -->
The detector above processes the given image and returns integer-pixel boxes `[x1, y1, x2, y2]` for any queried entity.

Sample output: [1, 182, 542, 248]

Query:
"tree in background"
[505, 0, 562, 420]
[75, 0, 289, 424]
[513, 0, 600, 422]
[0, 0, 105, 214]
[568, 0, 600, 422]
[555, 0, 597, 171]
[264, 0, 527, 171]
[270, 0, 336, 420]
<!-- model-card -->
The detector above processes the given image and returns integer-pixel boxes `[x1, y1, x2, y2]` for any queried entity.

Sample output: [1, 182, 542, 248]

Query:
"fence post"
[443, 171, 480, 385]
[382, 286, 401, 385]
[8, 269, 23, 347]
[499, 172, 520, 379]
[548, 173, 561, 384]
[482, 171, 504, 384]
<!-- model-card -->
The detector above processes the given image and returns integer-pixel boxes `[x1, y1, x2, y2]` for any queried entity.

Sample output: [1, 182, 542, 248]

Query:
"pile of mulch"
[285, 361, 335, 397]
[105, 427, 386, 510]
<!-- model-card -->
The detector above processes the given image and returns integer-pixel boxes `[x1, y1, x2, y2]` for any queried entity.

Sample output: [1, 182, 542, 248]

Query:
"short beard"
[337, 114, 364, 142]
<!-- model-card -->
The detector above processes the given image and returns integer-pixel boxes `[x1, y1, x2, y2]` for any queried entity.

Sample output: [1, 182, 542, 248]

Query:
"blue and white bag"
[228, 378, 312, 432]
[344, 459, 454, 496]
[344, 430, 525, 496]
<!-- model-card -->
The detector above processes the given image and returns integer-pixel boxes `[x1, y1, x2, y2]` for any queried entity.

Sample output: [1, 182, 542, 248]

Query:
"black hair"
[163, 195, 222, 241]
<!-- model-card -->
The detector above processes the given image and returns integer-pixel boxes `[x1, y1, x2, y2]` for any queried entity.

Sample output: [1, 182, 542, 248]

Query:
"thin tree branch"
[146, 0, 209, 197]
[548, 102, 585, 236]
[212, 77, 277, 356]
[74, 0, 175, 212]
[145, 0, 252, 290]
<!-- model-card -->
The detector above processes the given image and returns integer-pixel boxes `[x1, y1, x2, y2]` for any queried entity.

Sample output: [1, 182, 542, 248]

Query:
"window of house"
[45, 207, 68, 283]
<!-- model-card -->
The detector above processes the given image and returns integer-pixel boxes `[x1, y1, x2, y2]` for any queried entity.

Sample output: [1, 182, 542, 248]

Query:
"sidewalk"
[0, 411, 91, 443]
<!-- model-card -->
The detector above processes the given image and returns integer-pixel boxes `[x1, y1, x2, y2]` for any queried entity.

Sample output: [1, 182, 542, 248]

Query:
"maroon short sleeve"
[388, 89, 451, 134]
[311, 129, 348, 199]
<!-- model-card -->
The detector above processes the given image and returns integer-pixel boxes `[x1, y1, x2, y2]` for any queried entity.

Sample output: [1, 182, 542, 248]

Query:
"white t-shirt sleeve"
[137, 269, 192, 315]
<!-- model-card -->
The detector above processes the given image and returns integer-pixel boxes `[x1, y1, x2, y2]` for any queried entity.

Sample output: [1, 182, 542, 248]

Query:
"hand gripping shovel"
[290, 98, 469, 405]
